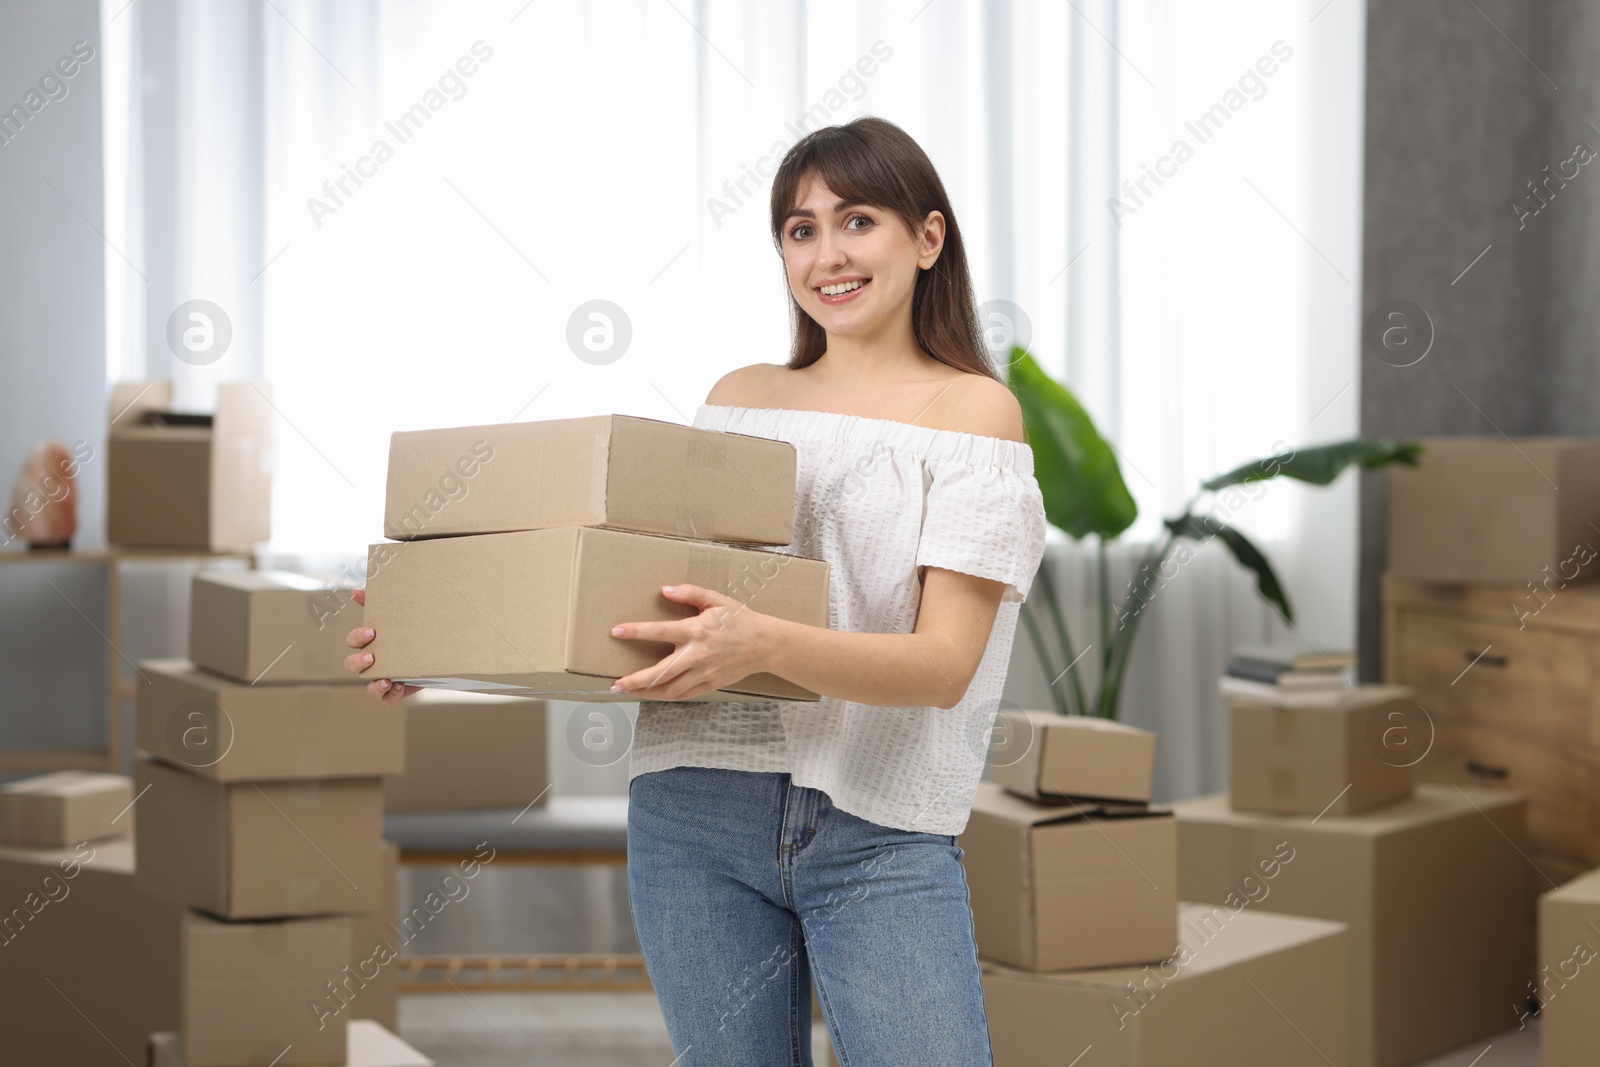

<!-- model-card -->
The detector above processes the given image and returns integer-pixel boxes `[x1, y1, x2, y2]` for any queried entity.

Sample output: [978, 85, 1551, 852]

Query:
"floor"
[400, 993, 837, 1066]
[392, 866, 1542, 1066]
[396, 992, 1535, 1066]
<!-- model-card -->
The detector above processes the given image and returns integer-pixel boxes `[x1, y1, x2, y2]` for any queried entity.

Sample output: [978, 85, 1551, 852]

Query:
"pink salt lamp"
[5, 441, 79, 549]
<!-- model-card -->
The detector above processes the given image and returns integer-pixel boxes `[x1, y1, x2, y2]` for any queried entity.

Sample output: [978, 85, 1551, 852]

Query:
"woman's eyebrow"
[786, 199, 871, 220]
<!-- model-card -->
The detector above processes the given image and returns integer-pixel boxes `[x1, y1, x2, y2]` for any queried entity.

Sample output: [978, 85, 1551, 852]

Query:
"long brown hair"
[768, 117, 1000, 383]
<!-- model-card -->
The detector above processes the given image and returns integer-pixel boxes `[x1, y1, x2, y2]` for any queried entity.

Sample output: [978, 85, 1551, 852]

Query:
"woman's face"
[780, 174, 943, 339]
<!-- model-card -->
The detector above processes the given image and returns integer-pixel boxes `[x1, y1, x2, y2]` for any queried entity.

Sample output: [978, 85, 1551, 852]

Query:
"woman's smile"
[816, 277, 872, 306]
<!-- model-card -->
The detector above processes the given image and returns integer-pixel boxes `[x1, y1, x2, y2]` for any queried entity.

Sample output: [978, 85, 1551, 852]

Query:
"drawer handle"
[1466, 760, 1509, 779]
[1466, 650, 1508, 668]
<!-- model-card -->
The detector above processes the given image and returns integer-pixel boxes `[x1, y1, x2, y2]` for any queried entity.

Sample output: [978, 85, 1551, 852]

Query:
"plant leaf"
[1010, 348, 1137, 540]
[1202, 437, 1422, 492]
[1162, 513, 1293, 623]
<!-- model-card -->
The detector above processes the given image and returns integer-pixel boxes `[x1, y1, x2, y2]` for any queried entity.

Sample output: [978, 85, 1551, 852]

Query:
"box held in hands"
[383, 415, 797, 545]
[361, 526, 829, 701]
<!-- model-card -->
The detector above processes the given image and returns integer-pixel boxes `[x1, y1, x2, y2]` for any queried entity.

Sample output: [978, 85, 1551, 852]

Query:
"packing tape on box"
[687, 542, 736, 597]
[676, 507, 719, 539]
[585, 439, 607, 528]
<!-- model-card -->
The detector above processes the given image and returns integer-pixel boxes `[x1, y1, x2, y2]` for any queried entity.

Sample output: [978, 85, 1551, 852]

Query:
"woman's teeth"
[820, 280, 867, 296]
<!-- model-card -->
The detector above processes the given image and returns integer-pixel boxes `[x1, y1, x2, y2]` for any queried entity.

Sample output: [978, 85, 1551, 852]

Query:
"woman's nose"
[816, 231, 848, 266]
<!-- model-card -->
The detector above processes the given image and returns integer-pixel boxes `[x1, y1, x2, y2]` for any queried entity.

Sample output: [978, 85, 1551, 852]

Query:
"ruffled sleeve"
[915, 447, 1049, 603]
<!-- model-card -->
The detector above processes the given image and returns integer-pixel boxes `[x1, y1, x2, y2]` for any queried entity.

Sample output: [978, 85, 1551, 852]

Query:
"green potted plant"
[1008, 347, 1421, 719]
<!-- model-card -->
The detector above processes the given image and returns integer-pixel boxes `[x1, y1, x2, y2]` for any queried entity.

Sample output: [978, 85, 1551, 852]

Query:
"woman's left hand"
[609, 584, 773, 700]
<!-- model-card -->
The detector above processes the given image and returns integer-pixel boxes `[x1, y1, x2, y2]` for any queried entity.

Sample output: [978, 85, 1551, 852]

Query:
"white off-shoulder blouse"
[629, 402, 1049, 836]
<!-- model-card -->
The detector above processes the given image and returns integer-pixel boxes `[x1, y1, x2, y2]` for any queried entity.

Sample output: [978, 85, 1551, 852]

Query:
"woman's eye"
[847, 215, 872, 230]
[790, 223, 813, 240]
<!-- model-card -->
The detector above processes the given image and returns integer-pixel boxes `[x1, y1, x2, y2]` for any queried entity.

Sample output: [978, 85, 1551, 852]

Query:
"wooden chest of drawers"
[1382, 572, 1600, 885]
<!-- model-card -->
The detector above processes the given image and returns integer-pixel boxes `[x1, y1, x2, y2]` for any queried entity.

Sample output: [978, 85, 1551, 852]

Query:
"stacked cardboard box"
[106, 380, 273, 551]
[1223, 682, 1417, 817]
[149, 1020, 432, 1067]
[966, 712, 1175, 972]
[1176, 787, 1533, 1067]
[0, 770, 134, 845]
[964, 711, 1353, 1063]
[982, 906, 1350, 1066]
[0, 836, 183, 1064]
[359, 415, 831, 701]
[1386, 437, 1600, 584]
[1537, 865, 1600, 1065]
[384, 689, 549, 812]
[132, 570, 409, 1065]
[1184, 677, 1532, 1067]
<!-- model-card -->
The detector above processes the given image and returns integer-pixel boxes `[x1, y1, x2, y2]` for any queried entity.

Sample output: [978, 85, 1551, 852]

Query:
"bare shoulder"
[705, 363, 785, 407]
[921, 372, 1026, 443]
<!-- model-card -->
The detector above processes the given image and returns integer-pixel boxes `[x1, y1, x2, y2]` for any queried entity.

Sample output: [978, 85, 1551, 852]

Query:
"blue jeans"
[627, 766, 995, 1067]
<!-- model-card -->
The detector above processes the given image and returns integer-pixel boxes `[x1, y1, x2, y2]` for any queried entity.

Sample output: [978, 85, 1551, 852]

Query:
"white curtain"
[105, 0, 1368, 801]
[1001, 0, 1368, 802]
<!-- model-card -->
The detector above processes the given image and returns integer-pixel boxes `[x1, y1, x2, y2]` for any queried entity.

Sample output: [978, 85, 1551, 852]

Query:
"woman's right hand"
[343, 588, 417, 705]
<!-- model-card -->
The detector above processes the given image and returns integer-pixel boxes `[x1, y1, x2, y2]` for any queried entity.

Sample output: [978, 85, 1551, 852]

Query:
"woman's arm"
[762, 567, 1006, 708]
[610, 567, 1006, 708]
[612, 369, 1022, 705]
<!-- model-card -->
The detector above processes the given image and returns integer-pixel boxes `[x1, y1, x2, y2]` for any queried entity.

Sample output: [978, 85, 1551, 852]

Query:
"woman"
[347, 116, 1047, 1066]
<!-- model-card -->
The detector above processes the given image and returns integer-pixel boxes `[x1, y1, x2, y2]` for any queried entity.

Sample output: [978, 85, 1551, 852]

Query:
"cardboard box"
[961, 781, 1177, 972]
[107, 380, 273, 550]
[384, 414, 797, 544]
[982, 904, 1349, 1066]
[344, 841, 402, 1032]
[190, 570, 363, 684]
[134, 659, 405, 782]
[177, 911, 350, 1066]
[385, 690, 548, 812]
[1228, 683, 1416, 816]
[133, 757, 384, 919]
[362, 526, 829, 701]
[990, 711, 1156, 803]
[149, 1020, 431, 1067]
[1387, 436, 1600, 584]
[0, 838, 183, 1065]
[0, 770, 133, 846]
[1175, 784, 1534, 1067]
[1538, 866, 1600, 1065]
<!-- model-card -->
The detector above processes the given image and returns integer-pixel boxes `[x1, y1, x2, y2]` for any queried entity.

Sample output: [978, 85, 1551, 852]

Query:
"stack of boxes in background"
[131, 570, 426, 1066]
[360, 415, 830, 702]
[1537, 867, 1600, 1063]
[1175, 673, 1533, 1067]
[962, 710, 1351, 1066]
[0, 773, 184, 1063]
[1383, 436, 1600, 1065]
